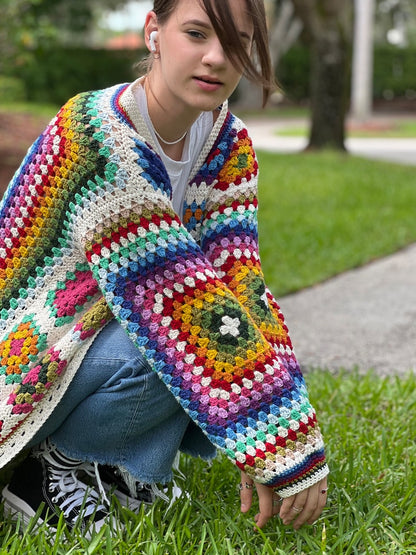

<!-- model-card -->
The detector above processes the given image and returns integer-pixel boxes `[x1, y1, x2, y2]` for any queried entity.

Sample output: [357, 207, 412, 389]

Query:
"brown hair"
[151, 0, 275, 106]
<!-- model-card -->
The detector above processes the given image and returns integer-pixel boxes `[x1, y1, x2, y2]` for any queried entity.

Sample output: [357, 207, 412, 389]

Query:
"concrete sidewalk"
[244, 117, 416, 375]
[279, 244, 416, 376]
[245, 117, 416, 166]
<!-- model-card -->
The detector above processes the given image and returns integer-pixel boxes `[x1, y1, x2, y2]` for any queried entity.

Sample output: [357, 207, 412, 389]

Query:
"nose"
[202, 37, 227, 67]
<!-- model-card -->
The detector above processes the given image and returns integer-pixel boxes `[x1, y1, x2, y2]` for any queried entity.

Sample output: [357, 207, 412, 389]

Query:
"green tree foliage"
[0, 0, 130, 73]
[376, 0, 416, 46]
[0, 0, 56, 73]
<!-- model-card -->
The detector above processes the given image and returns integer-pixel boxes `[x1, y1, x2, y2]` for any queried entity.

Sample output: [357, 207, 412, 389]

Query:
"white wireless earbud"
[149, 31, 158, 52]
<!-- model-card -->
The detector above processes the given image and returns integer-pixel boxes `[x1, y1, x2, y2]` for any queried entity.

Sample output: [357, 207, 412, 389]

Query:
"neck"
[144, 74, 200, 152]
[153, 126, 187, 145]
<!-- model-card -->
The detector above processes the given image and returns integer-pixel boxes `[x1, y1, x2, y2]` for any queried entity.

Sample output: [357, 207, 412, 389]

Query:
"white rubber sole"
[2, 485, 109, 538]
[2, 485, 55, 532]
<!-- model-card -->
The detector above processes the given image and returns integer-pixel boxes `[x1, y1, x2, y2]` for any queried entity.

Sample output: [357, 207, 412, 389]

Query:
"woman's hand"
[239, 471, 328, 530]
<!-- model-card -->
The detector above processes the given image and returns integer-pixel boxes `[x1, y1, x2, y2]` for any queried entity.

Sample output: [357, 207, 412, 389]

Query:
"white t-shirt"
[133, 84, 213, 218]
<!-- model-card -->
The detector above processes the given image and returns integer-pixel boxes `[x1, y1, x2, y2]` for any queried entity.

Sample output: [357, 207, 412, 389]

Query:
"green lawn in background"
[257, 150, 416, 296]
[0, 102, 59, 118]
[275, 120, 416, 138]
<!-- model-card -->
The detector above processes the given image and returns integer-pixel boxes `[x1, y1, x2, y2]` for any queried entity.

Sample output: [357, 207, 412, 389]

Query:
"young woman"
[0, 0, 328, 536]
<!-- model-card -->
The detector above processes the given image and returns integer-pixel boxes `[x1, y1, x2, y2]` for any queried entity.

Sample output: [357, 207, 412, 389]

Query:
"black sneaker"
[2, 440, 109, 537]
[97, 465, 155, 511]
[96, 465, 185, 511]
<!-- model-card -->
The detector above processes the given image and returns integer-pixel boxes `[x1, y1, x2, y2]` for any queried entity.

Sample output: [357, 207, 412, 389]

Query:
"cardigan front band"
[0, 81, 328, 496]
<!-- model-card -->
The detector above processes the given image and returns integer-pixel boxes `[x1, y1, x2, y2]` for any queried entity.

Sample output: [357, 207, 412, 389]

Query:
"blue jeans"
[30, 320, 215, 484]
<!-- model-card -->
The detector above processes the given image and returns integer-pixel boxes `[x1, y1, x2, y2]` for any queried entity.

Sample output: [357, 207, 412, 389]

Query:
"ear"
[144, 11, 159, 54]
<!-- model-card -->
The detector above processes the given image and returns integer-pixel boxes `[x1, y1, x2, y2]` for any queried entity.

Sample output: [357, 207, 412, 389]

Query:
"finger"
[306, 480, 328, 525]
[300, 479, 328, 528]
[254, 510, 273, 529]
[253, 482, 274, 529]
[272, 491, 283, 516]
[288, 479, 328, 530]
[280, 490, 309, 526]
[239, 471, 254, 513]
[291, 493, 318, 530]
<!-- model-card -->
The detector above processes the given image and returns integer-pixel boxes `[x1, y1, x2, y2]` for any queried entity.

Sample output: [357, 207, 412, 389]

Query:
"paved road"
[245, 118, 416, 166]
[245, 117, 416, 375]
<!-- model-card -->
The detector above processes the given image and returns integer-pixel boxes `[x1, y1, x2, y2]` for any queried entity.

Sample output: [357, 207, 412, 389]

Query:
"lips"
[195, 75, 223, 86]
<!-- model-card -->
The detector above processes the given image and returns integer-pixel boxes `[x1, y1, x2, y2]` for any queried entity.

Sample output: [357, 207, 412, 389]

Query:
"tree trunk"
[308, 27, 349, 149]
[292, 0, 351, 150]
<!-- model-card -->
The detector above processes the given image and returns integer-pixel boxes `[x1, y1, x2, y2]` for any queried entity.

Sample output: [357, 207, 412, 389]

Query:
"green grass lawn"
[0, 102, 59, 118]
[257, 150, 416, 296]
[2, 370, 416, 554]
[276, 120, 416, 138]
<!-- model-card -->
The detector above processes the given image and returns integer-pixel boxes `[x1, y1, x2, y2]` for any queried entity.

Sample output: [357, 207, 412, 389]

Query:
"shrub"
[10, 47, 146, 105]
[277, 43, 416, 103]
[0, 76, 26, 102]
[373, 45, 416, 99]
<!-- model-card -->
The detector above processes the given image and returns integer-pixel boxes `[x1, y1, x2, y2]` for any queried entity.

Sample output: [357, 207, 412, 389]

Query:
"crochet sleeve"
[73, 108, 328, 497]
[196, 125, 293, 356]
[181, 119, 328, 495]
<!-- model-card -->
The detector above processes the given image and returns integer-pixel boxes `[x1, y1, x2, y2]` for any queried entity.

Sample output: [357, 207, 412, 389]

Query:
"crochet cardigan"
[0, 81, 328, 496]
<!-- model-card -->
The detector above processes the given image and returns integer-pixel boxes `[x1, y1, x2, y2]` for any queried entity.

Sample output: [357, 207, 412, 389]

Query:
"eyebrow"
[183, 19, 252, 42]
[183, 19, 211, 29]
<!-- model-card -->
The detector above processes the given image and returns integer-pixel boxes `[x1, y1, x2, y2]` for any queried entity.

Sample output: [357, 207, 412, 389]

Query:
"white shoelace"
[48, 467, 106, 520]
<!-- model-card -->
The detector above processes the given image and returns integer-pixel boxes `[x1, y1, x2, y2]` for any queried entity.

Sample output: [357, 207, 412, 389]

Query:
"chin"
[192, 97, 227, 113]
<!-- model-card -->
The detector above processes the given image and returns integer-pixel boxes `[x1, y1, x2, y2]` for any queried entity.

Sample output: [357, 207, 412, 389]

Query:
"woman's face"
[146, 0, 253, 116]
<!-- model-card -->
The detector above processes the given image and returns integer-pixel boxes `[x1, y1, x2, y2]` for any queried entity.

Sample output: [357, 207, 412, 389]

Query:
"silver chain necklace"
[153, 127, 188, 145]
[144, 77, 188, 145]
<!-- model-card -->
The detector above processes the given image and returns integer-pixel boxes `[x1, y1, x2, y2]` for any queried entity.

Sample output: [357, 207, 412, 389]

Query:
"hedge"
[8, 47, 146, 105]
[3, 43, 416, 105]
[277, 43, 416, 102]
[372, 45, 416, 98]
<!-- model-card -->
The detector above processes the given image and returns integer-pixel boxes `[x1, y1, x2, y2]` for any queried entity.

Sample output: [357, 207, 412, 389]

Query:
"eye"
[187, 29, 205, 39]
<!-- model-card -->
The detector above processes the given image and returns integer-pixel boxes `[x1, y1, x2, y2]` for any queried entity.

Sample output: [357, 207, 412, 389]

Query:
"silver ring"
[238, 481, 254, 491]
[273, 494, 283, 507]
[321, 488, 328, 494]
[291, 505, 303, 513]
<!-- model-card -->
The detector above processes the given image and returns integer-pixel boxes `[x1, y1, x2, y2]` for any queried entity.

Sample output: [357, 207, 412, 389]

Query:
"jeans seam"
[118, 368, 150, 464]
